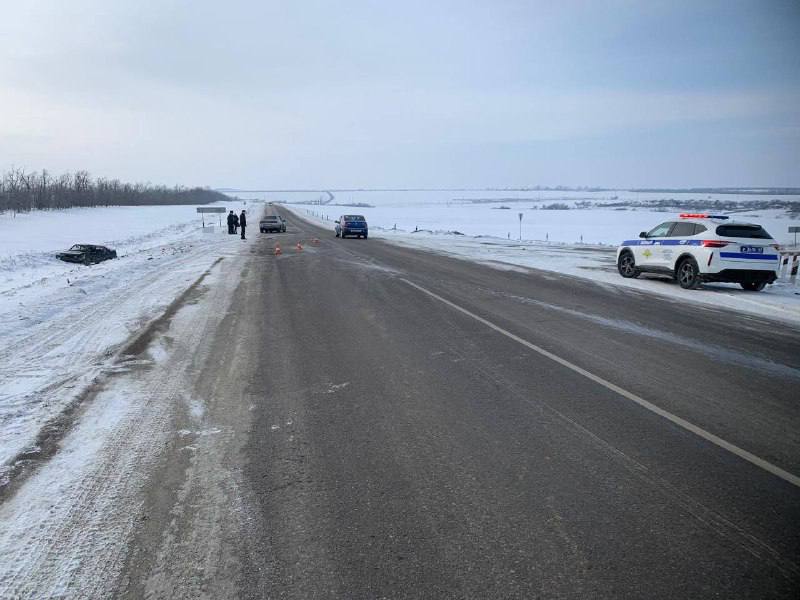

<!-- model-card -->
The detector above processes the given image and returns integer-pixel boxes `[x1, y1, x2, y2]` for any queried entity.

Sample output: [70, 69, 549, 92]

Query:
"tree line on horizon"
[0, 167, 227, 212]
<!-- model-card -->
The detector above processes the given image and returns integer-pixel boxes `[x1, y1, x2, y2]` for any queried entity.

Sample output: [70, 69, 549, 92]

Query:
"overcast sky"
[1, 0, 798, 189]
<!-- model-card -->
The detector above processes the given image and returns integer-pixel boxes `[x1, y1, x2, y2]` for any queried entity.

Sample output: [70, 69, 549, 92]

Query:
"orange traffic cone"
[311, 238, 320, 246]
[274, 244, 282, 255]
[296, 242, 303, 251]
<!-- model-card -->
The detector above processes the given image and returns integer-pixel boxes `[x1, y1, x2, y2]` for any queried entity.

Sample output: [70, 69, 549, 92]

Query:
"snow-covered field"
[0, 203, 249, 485]
[244, 189, 800, 246]
[269, 189, 800, 324]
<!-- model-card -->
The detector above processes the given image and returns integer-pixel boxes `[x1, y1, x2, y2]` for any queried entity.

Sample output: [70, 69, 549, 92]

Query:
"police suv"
[617, 214, 780, 291]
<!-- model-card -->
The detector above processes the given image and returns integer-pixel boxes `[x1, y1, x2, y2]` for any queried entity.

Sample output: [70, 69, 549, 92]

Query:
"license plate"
[740, 246, 763, 253]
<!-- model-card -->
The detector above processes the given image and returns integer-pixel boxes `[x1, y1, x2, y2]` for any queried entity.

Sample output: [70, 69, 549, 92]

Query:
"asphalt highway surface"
[116, 207, 800, 598]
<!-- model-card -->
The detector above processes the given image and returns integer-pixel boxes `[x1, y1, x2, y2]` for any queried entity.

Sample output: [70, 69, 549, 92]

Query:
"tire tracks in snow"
[0, 252, 243, 597]
[0, 238, 235, 486]
[0, 257, 224, 503]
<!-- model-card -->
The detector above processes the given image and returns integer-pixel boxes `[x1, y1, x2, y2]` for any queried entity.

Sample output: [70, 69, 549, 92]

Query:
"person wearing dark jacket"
[227, 210, 235, 234]
[240, 210, 247, 239]
[233, 213, 239, 233]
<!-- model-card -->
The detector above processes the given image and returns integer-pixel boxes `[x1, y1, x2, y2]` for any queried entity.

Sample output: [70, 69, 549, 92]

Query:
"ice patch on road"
[326, 382, 350, 393]
[188, 399, 205, 421]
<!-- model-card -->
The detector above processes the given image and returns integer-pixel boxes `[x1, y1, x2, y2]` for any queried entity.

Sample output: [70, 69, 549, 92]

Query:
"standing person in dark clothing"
[233, 213, 239, 234]
[240, 210, 247, 239]
[227, 210, 235, 234]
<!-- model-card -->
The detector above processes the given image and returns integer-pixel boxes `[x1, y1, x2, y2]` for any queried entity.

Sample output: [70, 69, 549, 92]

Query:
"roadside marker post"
[777, 251, 799, 285]
[518, 212, 523, 241]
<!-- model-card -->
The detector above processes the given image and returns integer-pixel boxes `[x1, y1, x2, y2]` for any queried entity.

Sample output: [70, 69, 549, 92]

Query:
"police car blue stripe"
[621, 239, 703, 246]
[719, 252, 778, 261]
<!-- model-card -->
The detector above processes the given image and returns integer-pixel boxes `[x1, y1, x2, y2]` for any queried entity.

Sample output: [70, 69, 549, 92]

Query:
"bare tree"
[0, 168, 227, 212]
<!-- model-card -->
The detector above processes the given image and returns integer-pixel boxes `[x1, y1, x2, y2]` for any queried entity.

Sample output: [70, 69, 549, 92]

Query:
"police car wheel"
[740, 281, 766, 292]
[617, 251, 639, 278]
[677, 258, 701, 289]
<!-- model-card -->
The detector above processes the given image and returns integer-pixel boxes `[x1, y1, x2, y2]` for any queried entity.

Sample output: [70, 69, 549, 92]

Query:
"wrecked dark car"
[56, 244, 118, 265]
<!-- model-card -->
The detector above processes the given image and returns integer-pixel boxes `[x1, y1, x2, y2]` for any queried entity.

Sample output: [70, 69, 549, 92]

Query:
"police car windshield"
[716, 224, 772, 239]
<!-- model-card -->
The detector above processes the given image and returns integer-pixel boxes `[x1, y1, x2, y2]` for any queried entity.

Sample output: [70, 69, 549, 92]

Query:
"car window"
[669, 222, 696, 237]
[693, 224, 707, 235]
[646, 222, 673, 238]
[345, 215, 365, 221]
[716, 224, 772, 239]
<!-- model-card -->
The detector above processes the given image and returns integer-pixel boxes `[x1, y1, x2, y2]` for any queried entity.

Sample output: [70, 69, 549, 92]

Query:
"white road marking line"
[400, 278, 800, 488]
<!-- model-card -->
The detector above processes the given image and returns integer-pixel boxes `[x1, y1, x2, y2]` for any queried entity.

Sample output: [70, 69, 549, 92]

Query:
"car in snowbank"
[56, 244, 118, 266]
[335, 215, 368, 239]
[260, 216, 286, 233]
[616, 214, 780, 291]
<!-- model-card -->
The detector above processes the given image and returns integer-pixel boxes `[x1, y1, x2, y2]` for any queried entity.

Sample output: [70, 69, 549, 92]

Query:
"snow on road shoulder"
[286, 206, 800, 325]
[0, 203, 251, 484]
[0, 253, 245, 597]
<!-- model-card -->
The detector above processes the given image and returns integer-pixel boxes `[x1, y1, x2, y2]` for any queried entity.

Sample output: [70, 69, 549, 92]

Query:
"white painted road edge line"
[400, 278, 800, 489]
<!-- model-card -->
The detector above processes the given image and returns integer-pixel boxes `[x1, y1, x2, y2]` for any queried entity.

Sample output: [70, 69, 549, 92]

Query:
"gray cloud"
[1, 0, 798, 188]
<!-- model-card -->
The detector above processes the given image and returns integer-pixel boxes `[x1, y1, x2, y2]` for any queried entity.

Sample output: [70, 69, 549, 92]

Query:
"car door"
[658, 221, 695, 270]
[638, 221, 674, 268]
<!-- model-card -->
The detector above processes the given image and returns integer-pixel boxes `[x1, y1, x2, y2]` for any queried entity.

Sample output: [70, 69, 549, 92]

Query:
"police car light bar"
[679, 213, 730, 219]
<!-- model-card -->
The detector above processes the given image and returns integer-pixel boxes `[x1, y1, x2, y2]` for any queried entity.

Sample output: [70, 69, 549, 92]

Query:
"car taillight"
[702, 240, 730, 248]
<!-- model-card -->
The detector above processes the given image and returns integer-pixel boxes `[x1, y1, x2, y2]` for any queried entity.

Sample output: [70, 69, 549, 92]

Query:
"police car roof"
[676, 214, 770, 231]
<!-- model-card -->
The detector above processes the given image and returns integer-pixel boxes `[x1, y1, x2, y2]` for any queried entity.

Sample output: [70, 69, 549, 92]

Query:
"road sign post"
[196, 206, 226, 228]
[790, 226, 800, 247]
